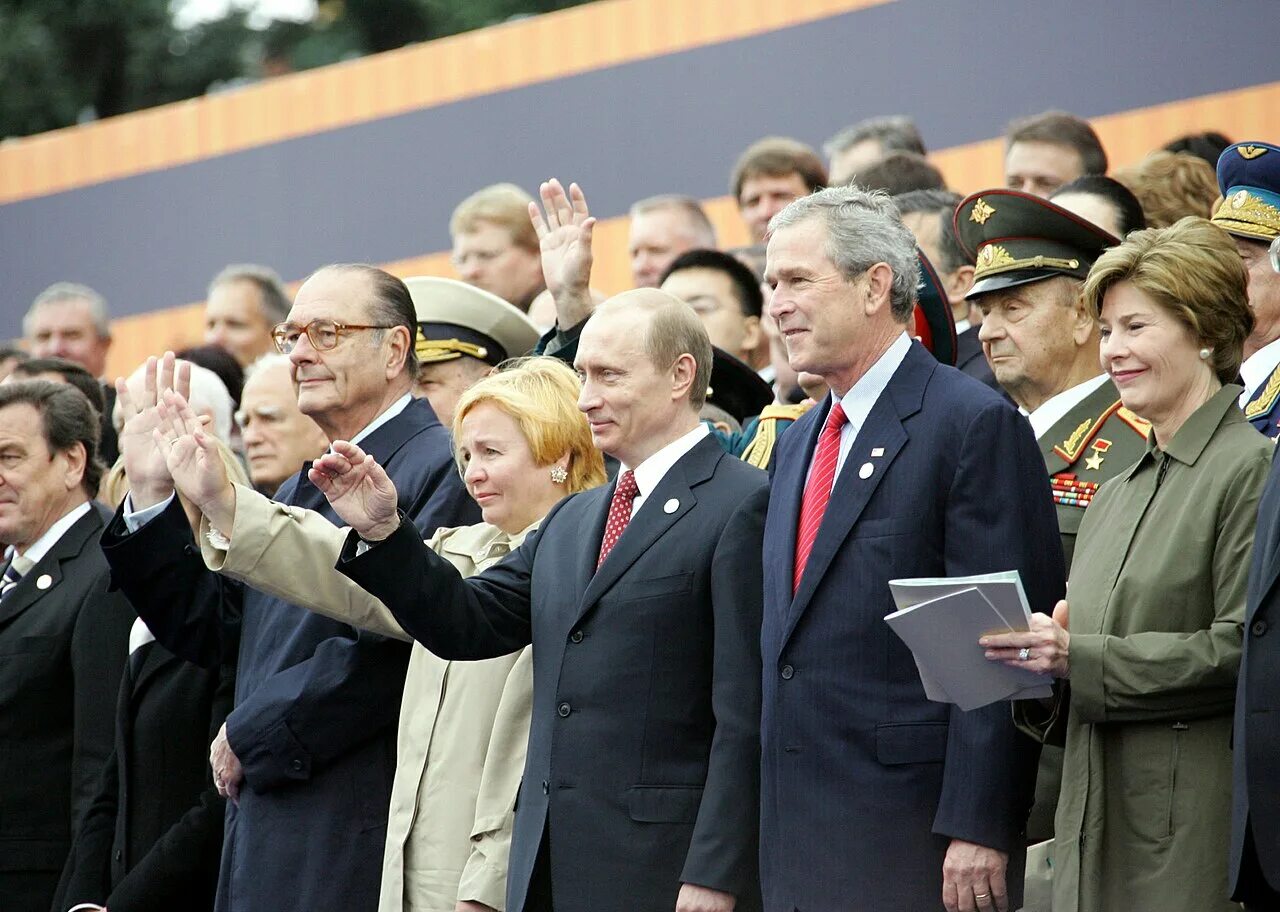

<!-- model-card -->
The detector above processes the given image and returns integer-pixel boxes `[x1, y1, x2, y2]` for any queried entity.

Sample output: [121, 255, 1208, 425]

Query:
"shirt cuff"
[121, 491, 175, 532]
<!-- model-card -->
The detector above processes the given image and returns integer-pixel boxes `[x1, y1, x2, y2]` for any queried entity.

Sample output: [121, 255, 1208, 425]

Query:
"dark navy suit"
[1231, 446, 1280, 906]
[100, 397, 478, 912]
[340, 435, 767, 912]
[760, 342, 1065, 911]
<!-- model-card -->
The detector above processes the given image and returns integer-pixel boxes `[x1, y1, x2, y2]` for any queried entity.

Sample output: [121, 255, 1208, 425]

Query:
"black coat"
[1231, 446, 1280, 900]
[52, 640, 235, 912]
[0, 503, 134, 912]
[100, 397, 479, 912]
[340, 435, 767, 912]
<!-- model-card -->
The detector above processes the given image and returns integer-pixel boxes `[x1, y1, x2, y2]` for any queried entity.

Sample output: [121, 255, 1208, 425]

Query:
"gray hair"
[629, 194, 717, 247]
[24, 283, 111, 339]
[243, 352, 293, 382]
[208, 264, 292, 324]
[824, 115, 926, 159]
[769, 186, 920, 322]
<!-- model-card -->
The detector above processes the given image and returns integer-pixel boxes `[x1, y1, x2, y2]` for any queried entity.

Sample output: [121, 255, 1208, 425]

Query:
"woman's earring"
[550, 466, 568, 484]
[1199, 347, 1213, 361]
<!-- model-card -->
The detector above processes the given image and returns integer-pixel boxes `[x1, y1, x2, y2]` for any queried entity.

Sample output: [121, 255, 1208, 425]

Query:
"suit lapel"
[570, 486, 613, 612]
[768, 402, 824, 621]
[131, 642, 179, 705]
[575, 438, 717, 624]
[0, 505, 103, 628]
[782, 345, 932, 643]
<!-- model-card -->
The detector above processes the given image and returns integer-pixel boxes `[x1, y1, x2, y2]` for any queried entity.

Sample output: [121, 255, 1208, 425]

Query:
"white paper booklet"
[885, 571, 1053, 711]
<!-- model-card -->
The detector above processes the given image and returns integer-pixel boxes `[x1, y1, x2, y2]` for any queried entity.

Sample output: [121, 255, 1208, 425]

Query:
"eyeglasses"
[271, 319, 398, 354]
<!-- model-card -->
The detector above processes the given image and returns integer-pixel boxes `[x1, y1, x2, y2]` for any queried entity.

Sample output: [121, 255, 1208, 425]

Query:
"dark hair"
[851, 152, 946, 196]
[660, 248, 765, 319]
[11, 357, 106, 413]
[893, 189, 970, 272]
[176, 344, 246, 407]
[0, 380, 103, 496]
[308, 264, 419, 377]
[731, 136, 828, 201]
[1005, 110, 1108, 175]
[1162, 131, 1232, 168]
[1052, 175, 1147, 238]
[824, 115, 926, 158]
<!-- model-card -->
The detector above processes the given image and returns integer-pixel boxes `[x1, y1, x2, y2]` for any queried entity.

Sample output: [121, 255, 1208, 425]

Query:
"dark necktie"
[597, 470, 639, 569]
[0, 562, 24, 601]
[793, 402, 847, 594]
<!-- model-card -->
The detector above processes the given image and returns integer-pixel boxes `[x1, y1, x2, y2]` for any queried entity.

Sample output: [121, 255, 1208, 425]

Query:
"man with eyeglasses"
[98, 264, 479, 912]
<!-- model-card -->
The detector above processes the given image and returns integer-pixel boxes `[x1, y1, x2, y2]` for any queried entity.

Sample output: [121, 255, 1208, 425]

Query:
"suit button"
[1253, 620, 1269, 637]
[291, 759, 304, 772]
[183, 544, 197, 556]
[569, 630, 584, 644]
[780, 664, 794, 680]
[557, 702, 572, 717]
[541, 779, 549, 795]
[114, 849, 123, 862]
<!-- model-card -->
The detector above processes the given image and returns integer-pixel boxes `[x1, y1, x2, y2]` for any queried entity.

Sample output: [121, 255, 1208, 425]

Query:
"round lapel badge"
[663, 498, 680, 514]
[858, 462, 875, 479]
[36, 574, 53, 590]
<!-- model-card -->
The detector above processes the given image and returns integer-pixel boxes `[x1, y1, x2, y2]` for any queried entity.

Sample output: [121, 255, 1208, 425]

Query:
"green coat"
[1037, 386, 1271, 911]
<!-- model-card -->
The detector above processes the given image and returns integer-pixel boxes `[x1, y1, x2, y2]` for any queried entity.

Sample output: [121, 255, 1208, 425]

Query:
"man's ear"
[864, 263, 895, 316]
[671, 352, 698, 401]
[945, 265, 975, 303]
[384, 326, 412, 379]
[61, 441, 87, 492]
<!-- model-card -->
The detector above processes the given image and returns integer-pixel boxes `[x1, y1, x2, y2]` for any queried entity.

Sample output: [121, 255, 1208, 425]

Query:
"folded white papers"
[886, 571, 1053, 711]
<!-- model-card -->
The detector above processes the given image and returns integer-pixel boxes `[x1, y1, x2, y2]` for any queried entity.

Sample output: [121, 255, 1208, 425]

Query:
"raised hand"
[529, 179, 595, 328]
[116, 352, 191, 509]
[153, 389, 236, 532]
[308, 440, 401, 540]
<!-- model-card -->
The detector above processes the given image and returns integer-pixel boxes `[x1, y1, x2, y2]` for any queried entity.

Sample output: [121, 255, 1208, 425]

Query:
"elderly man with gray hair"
[759, 186, 1063, 912]
[824, 115, 927, 185]
[627, 194, 718, 288]
[24, 282, 119, 461]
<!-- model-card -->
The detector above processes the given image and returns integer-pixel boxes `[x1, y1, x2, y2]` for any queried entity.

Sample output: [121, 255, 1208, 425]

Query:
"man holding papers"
[760, 186, 1065, 912]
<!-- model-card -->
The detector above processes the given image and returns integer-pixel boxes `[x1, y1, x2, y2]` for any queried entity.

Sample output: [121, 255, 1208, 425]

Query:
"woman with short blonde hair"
[1114, 151, 1222, 228]
[986, 218, 1270, 911]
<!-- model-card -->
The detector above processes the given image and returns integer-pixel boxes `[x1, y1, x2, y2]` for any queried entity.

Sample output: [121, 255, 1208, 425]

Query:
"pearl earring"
[1199, 348, 1213, 361]
[550, 466, 568, 484]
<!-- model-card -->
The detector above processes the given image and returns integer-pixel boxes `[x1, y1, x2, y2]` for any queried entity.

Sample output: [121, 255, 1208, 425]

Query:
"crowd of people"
[2, 108, 1280, 912]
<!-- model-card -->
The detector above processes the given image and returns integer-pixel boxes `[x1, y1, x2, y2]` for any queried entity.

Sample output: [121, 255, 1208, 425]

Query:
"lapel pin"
[858, 462, 875, 479]
[663, 498, 680, 514]
[36, 574, 53, 590]
[870, 447, 885, 457]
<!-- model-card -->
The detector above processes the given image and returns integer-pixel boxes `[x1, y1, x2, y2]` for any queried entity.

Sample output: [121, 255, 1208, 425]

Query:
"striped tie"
[793, 402, 847, 594]
[0, 562, 23, 601]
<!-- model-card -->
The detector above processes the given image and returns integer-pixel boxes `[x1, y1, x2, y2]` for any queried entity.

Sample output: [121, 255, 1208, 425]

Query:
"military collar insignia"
[1245, 363, 1280, 420]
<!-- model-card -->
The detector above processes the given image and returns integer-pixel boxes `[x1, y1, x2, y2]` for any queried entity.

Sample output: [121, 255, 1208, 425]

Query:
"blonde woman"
[984, 218, 1271, 911]
[152, 357, 606, 912]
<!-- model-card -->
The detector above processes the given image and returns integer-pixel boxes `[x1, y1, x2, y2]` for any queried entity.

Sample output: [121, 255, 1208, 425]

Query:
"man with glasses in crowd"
[99, 263, 478, 912]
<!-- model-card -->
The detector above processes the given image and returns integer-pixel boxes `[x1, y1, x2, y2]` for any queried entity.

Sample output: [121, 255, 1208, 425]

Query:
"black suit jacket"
[341, 435, 768, 912]
[53, 640, 235, 912]
[0, 503, 134, 912]
[1232, 446, 1280, 899]
[100, 397, 478, 912]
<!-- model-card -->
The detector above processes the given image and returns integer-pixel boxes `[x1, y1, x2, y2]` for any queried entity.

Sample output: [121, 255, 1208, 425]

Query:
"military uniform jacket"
[201, 484, 534, 912]
[1243, 361, 1280, 437]
[1027, 387, 1270, 912]
[1039, 380, 1151, 571]
[100, 397, 479, 912]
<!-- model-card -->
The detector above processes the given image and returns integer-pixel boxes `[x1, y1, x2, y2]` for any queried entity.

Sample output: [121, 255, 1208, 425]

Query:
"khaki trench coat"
[1021, 387, 1270, 912]
[202, 485, 532, 912]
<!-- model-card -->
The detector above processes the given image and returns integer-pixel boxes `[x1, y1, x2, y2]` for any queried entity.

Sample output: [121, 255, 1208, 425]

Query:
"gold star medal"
[1084, 438, 1111, 471]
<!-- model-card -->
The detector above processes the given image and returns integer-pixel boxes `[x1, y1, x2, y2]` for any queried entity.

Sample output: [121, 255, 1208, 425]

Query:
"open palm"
[530, 179, 595, 299]
[308, 440, 400, 539]
[154, 391, 229, 512]
[116, 353, 191, 507]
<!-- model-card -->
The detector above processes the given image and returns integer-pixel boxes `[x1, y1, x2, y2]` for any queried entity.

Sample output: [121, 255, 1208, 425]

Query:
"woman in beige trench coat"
[985, 219, 1272, 912]
[162, 357, 606, 912]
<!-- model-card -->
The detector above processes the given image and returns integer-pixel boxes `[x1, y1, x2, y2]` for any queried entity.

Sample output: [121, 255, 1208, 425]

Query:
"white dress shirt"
[621, 423, 710, 519]
[124, 393, 413, 531]
[1022, 374, 1110, 441]
[808, 331, 913, 489]
[954, 318, 972, 335]
[1240, 337, 1280, 407]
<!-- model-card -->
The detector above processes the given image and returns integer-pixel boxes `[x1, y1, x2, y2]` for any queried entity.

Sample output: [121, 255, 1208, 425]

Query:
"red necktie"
[597, 470, 640, 568]
[793, 402, 847, 594]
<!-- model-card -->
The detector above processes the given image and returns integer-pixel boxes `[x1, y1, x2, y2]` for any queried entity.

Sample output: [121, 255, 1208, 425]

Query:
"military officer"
[955, 192, 1150, 905]
[407, 276, 541, 426]
[1211, 141, 1280, 437]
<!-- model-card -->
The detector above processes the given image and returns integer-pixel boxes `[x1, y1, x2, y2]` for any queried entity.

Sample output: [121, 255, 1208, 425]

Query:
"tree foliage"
[0, 0, 595, 140]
